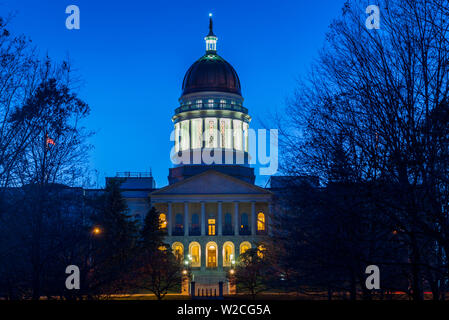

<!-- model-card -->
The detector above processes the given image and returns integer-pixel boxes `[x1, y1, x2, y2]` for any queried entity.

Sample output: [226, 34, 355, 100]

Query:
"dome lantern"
[204, 14, 218, 53]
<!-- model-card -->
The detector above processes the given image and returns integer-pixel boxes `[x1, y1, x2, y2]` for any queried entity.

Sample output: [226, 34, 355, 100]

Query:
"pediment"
[151, 170, 271, 196]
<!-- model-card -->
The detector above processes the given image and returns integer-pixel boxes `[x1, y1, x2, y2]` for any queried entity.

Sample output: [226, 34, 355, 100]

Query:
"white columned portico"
[184, 202, 189, 236]
[251, 201, 256, 236]
[218, 201, 223, 236]
[234, 202, 239, 236]
[201, 202, 206, 236]
[168, 202, 172, 236]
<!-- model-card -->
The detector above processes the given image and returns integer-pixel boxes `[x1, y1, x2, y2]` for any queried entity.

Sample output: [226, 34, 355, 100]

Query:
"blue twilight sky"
[0, 0, 347, 188]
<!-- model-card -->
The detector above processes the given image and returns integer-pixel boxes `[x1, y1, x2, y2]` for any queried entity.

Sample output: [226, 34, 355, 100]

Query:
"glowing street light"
[92, 226, 102, 235]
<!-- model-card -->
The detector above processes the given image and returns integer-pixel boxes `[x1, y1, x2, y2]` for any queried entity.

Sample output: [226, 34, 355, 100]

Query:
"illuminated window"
[219, 99, 226, 108]
[240, 241, 251, 255]
[180, 120, 190, 151]
[220, 120, 225, 147]
[219, 118, 231, 149]
[189, 242, 201, 267]
[191, 118, 203, 149]
[233, 119, 242, 151]
[159, 213, 167, 229]
[205, 118, 217, 148]
[223, 242, 235, 267]
[174, 123, 180, 152]
[243, 122, 249, 152]
[257, 212, 265, 231]
[172, 242, 184, 261]
[206, 242, 217, 268]
[208, 218, 216, 235]
[207, 99, 214, 108]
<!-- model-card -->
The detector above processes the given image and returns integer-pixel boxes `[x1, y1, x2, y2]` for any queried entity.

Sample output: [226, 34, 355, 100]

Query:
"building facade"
[113, 17, 273, 295]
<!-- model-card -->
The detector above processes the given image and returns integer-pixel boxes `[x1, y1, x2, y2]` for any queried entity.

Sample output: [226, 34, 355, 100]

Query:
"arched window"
[206, 241, 218, 268]
[257, 212, 266, 231]
[159, 213, 167, 229]
[189, 242, 201, 267]
[172, 242, 184, 262]
[223, 242, 235, 267]
[240, 241, 251, 255]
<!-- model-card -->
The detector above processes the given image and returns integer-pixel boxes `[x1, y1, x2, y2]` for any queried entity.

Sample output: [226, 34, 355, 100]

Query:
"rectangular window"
[243, 122, 249, 152]
[191, 119, 203, 149]
[208, 219, 216, 235]
[233, 120, 242, 151]
[180, 120, 190, 151]
[205, 118, 217, 148]
[174, 123, 180, 152]
[219, 118, 232, 149]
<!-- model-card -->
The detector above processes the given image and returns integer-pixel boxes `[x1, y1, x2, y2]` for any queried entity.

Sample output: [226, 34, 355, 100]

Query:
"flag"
[46, 135, 55, 146]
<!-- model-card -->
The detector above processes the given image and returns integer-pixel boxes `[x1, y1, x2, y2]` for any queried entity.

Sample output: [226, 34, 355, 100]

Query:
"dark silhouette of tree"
[133, 206, 182, 300]
[85, 179, 138, 298]
[276, 0, 449, 300]
[229, 247, 273, 299]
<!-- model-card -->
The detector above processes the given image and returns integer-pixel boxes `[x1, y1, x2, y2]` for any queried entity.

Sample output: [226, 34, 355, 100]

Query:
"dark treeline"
[0, 17, 181, 300]
[269, 0, 449, 300]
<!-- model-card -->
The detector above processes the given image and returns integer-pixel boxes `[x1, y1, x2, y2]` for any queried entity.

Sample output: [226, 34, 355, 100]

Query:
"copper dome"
[181, 53, 242, 96]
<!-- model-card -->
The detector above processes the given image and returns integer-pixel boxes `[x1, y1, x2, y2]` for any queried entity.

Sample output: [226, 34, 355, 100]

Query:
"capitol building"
[110, 16, 274, 295]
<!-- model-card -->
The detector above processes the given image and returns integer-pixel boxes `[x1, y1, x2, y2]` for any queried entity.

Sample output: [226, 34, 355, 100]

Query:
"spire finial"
[208, 13, 213, 35]
[205, 13, 217, 53]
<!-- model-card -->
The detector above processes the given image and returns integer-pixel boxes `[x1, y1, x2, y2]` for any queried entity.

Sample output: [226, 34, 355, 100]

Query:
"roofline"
[150, 169, 273, 195]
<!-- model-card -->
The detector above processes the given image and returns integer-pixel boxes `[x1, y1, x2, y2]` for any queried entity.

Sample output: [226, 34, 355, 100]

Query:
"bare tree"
[278, 0, 449, 300]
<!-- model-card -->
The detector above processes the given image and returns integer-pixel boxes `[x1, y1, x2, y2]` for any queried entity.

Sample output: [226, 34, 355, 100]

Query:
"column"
[230, 118, 234, 151]
[168, 202, 172, 236]
[218, 242, 223, 271]
[201, 241, 206, 271]
[201, 202, 206, 236]
[251, 201, 256, 236]
[218, 201, 223, 236]
[234, 202, 239, 236]
[184, 202, 189, 236]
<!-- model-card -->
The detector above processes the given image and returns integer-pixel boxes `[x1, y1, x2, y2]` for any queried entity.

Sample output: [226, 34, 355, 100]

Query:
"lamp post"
[182, 258, 192, 295]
